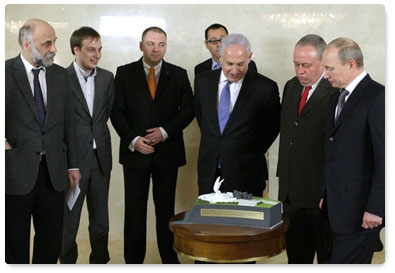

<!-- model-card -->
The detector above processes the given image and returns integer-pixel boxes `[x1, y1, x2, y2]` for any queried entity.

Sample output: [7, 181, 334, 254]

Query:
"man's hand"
[145, 127, 163, 146]
[361, 211, 383, 229]
[5, 140, 12, 150]
[135, 136, 155, 154]
[68, 169, 81, 188]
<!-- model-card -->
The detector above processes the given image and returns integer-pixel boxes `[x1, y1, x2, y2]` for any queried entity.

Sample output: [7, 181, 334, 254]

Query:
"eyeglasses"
[206, 39, 222, 45]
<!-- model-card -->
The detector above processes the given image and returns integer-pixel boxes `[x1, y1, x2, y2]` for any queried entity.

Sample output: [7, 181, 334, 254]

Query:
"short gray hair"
[18, 23, 34, 47]
[295, 34, 327, 60]
[220, 33, 251, 57]
[327, 37, 364, 68]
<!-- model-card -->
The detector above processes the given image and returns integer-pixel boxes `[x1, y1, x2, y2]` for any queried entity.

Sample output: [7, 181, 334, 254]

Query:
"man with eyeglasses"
[194, 23, 258, 76]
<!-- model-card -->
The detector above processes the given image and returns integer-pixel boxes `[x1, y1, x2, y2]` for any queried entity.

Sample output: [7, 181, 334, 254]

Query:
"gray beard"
[31, 46, 55, 67]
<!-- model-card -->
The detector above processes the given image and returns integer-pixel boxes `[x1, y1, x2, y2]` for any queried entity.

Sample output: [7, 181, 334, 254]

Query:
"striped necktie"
[335, 89, 349, 121]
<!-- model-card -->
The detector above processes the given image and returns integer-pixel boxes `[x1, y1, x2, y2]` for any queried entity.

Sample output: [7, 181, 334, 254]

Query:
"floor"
[72, 229, 385, 264]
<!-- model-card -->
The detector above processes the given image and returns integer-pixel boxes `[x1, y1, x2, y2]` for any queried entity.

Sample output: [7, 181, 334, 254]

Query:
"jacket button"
[329, 137, 334, 142]
[294, 121, 299, 126]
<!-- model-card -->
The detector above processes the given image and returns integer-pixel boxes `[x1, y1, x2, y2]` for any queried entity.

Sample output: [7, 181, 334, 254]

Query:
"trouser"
[283, 202, 332, 264]
[123, 162, 179, 264]
[60, 150, 110, 264]
[5, 157, 64, 264]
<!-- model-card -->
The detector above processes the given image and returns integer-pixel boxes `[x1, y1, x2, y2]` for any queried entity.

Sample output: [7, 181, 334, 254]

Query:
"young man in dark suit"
[194, 23, 257, 76]
[322, 37, 385, 263]
[60, 26, 114, 264]
[111, 26, 194, 264]
[5, 18, 80, 264]
[277, 34, 336, 264]
[194, 33, 280, 197]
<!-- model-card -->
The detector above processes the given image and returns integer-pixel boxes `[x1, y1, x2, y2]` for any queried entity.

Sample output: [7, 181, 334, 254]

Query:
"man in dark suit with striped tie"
[322, 37, 385, 264]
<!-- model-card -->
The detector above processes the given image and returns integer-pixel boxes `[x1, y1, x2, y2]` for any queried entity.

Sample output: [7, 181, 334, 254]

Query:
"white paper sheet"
[66, 183, 81, 210]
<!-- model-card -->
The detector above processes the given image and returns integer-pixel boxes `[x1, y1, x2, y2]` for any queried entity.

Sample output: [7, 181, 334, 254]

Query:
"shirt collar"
[20, 54, 46, 74]
[310, 71, 325, 90]
[143, 59, 162, 76]
[73, 60, 96, 80]
[345, 70, 368, 93]
[220, 70, 244, 85]
[212, 59, 221, 70]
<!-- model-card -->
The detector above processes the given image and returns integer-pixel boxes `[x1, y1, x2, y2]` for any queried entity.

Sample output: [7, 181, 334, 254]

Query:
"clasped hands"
[135, 127, 163, 155]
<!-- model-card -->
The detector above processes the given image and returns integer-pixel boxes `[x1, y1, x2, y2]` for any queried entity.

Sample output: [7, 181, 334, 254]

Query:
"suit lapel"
[13, 57, 40, 124]
[156, 60, 170, 101]
[222, 72, 253, 134]
[93, 68, 105, 121]
[288, 80, 304, 118]
[68, 64, 91, 117]
[299, 80, 332, 118]
[135, 58, 154, 103]
[206, 71, 222, 134]
[332, 74, 371, 131]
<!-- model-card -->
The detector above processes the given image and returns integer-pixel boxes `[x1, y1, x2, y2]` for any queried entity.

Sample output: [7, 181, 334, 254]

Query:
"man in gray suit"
[276, 34, 336, 263]
[5, 18, 81, 263]
[60, 26, 114, 264]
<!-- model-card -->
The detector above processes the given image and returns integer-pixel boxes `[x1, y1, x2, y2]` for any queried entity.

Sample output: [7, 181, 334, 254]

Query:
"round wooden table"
[169, 211, 289, 263]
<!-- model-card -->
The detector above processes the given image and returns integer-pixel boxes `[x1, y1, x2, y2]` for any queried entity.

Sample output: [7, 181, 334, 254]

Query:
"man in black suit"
[5, 18, 81, 263]
[322, 37, 385, 263]
[194, 33, 280, 197]
[60, 26, 114, 264]
[277, 34, 336, 264]
[111, 26, 194, 264]
[194, 23, 257, 76]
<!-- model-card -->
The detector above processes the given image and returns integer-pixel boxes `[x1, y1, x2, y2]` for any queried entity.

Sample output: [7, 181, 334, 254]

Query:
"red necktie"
[298, 86, 312, 115]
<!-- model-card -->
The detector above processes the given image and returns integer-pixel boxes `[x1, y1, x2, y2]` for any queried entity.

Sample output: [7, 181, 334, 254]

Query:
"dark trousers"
[122, 162, 179, 264]
[283, 202, 331, 264]
[5, 157, 64, 264]
[60, 150, 110, 264]
[330, 232, 379, 263]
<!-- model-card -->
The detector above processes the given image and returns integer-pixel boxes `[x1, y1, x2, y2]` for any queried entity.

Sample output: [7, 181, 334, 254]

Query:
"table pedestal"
[169, 211, 289, 263]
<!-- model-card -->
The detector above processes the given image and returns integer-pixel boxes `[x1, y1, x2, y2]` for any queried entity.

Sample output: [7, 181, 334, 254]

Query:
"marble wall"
[4, 4, 386, 242]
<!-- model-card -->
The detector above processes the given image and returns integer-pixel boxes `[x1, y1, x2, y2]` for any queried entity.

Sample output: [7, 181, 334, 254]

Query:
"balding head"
[19, 18, 57, 67]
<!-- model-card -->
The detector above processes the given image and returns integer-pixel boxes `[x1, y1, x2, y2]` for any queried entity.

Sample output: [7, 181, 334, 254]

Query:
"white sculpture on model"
[199, 177, 237, 203]
[213, 177, 224, 195]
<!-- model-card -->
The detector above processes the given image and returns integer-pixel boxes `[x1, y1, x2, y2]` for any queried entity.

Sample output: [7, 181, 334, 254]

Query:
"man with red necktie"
[277, 34, 337, 264]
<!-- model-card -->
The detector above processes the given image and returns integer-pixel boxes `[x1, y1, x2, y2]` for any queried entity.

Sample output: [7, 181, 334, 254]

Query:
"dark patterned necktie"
[32, 68, 46, 126]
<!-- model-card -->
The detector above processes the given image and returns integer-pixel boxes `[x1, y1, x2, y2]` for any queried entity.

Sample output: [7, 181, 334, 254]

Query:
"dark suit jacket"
[111, 58, 194, 169]
[194, 58, 258, 76]
[67, 64, 114, 178]
[324, 74, 385, 234]
[277, 77, 336, 208]
[5, 55, 77, 195]
[194, 69, 280, 196]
